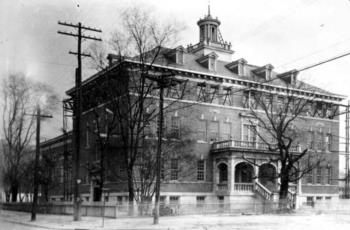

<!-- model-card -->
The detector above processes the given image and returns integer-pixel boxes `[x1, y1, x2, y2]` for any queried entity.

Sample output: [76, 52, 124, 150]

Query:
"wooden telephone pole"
[58, 21, 101, 221]
[29, 105, 53, 221]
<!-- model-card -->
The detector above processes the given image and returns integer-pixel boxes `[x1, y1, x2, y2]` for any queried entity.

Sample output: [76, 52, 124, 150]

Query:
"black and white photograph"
[1, 0, 350, 229]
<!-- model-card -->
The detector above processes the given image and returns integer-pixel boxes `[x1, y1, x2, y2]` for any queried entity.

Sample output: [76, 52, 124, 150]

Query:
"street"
[1, 210, 350, 230]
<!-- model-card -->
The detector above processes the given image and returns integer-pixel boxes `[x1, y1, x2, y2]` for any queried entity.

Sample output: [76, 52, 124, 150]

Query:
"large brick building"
[42, 9, 345, 210]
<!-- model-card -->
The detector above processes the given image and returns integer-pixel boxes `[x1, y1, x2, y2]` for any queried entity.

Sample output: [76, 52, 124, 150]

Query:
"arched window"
[235, 162, 254, 183]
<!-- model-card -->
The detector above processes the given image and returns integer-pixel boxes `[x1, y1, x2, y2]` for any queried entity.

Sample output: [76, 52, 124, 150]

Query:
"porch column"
[254, 164, 259, 184]
[213, 160, 217, 193]
[229, 158, 235, 194]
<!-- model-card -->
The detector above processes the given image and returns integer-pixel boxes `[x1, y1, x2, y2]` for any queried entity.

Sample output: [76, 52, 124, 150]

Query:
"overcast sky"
[1, 0, 350, 164]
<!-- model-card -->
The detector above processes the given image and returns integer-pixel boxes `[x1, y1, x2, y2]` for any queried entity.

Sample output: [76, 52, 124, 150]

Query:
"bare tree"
[133, 124, 196, 215]
[82, 6, 185, 209]
[1, 73, 59, 202]
[244, 81, 331, 209]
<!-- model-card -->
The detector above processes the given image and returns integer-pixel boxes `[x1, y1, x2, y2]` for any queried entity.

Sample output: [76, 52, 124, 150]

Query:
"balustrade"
[234, 183, 254, 192]
[217, 183, 228, 191]
[212, 139, 300, 153]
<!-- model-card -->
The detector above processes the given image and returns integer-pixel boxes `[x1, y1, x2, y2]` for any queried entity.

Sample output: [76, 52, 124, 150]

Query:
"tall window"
[243, 124, 257, 143]
[316, 131, 324, 151]
[170, 116, 180, 138]
[197, 160, 205, 181]
[326, 134, 332, 151]
[221, 122, 231, 140]
[242, 91, 249, 108]
[156, 116, 166, 137]
[326, 167, 332, 184]
[277, 96, 284, 111]
[316, 166, 322, 184]
[308, 131, 315, 149]
[209, 86, 219, 104]
[218, 163, 228, 183]
[209, 121, 219, 141]
[170, 159, 179, 180]
[222, 88, 232, 106]
[86, 122, 90, 148]
[198, 120, 207, 141]
[306, 170, 313, 184]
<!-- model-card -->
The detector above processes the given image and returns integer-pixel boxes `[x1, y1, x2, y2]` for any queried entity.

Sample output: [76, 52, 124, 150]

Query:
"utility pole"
[146, 72, 179, 224]
[30, 105, 53, 221]
[345, 101, 350, 198]
[58, 21, 102, 221]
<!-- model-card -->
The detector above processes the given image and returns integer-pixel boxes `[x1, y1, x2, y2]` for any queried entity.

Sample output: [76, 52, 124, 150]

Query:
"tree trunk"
[10, 184, 18, 202]
[278, 176, 289, 212]
[127, 168, 134, 216]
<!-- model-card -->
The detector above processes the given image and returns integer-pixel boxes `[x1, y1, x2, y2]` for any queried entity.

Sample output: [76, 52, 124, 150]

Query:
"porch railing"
[234, 183, 254, 192]
[212, 139, 301, 152]
[217, 183, 228, 191]
[254, 181, 273, 200]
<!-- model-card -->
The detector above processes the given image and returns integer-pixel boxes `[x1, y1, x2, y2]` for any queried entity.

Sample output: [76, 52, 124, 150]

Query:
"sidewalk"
[1, 209, 350, 230]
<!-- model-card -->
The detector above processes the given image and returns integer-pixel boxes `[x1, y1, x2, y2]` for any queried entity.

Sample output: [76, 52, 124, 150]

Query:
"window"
[196, 196, 206, 208]
[316, 166, 322, 184]
[306, 196, 314, 206]
[209, 121, 219, 141]
[316, 131, 324, 151]
[316, 196, 322, 201]
[277, 96, 284, 111]
[160, 164, 165, 180]
[308, 131, 315, 149]
[242, 91, 249, 108]
[325, 134, 332, 151]
[198, 120, 207, 141]
[160, 196, 166, 205]
[170, 116, 180, 138]
[197, 83, 209, 102]
[209, 86, 219, 104]
[169, 196, 180, 204]
[197, 160, 205, 181]
[306, 170, 313, 184]
[170, 159, 178, 180]
[326, 167, 332, 184]
[94, 144, 100, 162]
[325, 196, 332, 200]
[243, 124, 257, 143]
[156, 116, 166, 137]
[222, 88, 232, 106]
[86, 122, 90, 148]
[221, 123, 231, 140]
[117, 196, 123, 205]
[218, 163, 228, 183]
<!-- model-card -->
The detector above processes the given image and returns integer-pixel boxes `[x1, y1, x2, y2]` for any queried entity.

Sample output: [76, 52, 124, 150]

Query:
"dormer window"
[196, 52, 218, 71]
[165, 46, 185, 65]
[226, 58, 247, 76]
[277, 69, 298, 85]
[252, 64, 274, 80]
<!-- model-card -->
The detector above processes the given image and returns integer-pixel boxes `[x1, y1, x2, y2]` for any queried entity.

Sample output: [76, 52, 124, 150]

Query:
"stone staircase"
[254, 181, 297, 211]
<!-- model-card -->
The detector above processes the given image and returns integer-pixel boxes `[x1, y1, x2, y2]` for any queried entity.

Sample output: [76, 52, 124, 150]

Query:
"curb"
[0, 216, 73, 230]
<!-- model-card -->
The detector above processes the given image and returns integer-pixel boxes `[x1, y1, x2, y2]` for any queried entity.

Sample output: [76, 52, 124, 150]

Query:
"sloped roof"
[148, 47, 341, 98]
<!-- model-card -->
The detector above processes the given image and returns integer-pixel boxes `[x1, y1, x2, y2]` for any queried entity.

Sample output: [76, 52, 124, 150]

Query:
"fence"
[0, 200, 295, 218]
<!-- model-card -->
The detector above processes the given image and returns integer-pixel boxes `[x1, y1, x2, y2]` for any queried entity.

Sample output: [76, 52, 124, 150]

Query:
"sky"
[1, 0, 350, 168]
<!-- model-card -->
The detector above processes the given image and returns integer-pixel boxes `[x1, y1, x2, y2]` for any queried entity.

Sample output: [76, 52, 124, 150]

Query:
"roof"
[66, 46, 346, 101]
